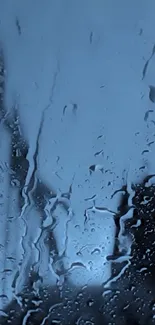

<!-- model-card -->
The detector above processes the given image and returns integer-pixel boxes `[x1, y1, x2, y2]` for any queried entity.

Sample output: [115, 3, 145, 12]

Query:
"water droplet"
[152, 303, 155, 311]
[88, 261, 93, 270]
[87, 299, 94, 307]
[91, 248, 100, 255]
[149, 85, 155, 103]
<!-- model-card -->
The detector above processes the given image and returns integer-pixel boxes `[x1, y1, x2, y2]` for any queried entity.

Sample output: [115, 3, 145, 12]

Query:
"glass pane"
[0, 1, 155, 324]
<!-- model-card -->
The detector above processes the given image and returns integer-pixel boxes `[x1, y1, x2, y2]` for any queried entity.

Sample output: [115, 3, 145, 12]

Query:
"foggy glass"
[0, 1, 155, 324]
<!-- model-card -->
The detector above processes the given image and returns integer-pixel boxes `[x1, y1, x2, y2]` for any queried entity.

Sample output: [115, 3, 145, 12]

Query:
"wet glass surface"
[1, 1, 155, 324]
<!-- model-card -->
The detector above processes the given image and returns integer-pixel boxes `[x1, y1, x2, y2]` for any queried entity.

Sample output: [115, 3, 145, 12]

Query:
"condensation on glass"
[0, 1, 155, 324]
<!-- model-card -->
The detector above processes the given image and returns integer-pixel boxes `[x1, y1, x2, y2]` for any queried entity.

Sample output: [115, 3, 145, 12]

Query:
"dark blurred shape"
[1, 175, 155, 324]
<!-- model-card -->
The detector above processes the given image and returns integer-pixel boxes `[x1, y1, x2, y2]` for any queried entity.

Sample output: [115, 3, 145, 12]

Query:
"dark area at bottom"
[1, 176, 155, 324]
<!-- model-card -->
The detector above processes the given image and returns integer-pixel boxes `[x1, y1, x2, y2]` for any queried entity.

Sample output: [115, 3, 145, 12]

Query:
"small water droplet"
[91, 248, 100, 255]
[87, 299, 94, 307]
[10, 179, 20, 187]
[149, 85, 155, 103]
[88, 261, 93, 270]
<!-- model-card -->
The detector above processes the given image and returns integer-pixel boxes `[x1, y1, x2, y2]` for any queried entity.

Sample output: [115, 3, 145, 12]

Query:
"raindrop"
[89, 164, 104, 174]
[88, 261, 93, 270]
[149, 85, 155, 103]
[141, 149, 149, 155]
[91, 248, 100, 255]
[144, 109, 153, 121]
[10, 178, 20, 187]
[87, 299, 94, 307]
[94, 149, 104, 157]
